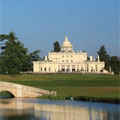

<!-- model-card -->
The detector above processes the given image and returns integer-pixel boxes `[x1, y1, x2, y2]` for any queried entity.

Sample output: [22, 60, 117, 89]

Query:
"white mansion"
[33, 36, 107, 73]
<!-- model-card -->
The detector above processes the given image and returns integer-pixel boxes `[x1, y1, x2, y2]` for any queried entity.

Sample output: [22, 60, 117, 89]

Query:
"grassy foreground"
[0, 74, 119, 102]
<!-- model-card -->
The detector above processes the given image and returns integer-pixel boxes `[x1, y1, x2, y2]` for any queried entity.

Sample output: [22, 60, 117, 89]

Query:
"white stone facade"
[33, 36, 105, 73]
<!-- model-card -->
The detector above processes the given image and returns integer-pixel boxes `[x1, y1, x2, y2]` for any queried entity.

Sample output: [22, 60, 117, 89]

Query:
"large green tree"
[53, 41, 61, 52]
[97, 45, 110, 70]
[0, 32, 29, 74]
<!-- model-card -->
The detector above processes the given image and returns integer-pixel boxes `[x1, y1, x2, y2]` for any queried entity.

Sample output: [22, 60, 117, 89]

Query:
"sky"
[0, 0, 119, 58]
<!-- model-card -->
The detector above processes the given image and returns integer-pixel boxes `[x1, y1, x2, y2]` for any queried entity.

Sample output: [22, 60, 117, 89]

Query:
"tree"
[110, 56, 120, 74]
[53, 41, 61, 52]
[0, 34, 9, 50]
[97, 45, 110, 70]
[0, 32, 28, 74]
[0, 34, 9, 42]
[22, 50, 41, 72]
[30, 50, 41, 61]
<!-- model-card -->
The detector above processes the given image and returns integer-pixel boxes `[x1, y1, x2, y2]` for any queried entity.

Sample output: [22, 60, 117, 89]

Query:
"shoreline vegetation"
[0, 73, 119, 104]
[37, 95, 120, 104]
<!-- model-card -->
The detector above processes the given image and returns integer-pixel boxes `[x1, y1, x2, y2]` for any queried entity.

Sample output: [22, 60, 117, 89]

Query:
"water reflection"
[0, 99, 119, 120]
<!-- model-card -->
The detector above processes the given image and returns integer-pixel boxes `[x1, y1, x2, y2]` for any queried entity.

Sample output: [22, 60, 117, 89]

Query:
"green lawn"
[0, 74, 119, 98]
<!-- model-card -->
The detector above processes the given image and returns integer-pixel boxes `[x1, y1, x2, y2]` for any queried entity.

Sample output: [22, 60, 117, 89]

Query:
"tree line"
[0, 32, 119, 74]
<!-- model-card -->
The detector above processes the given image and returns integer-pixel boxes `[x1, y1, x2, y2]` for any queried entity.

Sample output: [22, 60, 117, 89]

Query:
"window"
[66, 60, 69, 62]
[81, 67, 83, 71]
[44, 68, 46, 71]
[62, 55, 64, 58]
[62, 60, 64, 62]
[71, 60, 73, 62]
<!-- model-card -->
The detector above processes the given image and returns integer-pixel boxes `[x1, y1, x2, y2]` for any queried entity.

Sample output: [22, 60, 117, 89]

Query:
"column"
[89, 66, 91, 72]
[39, 63, 41, 72]
[70, 65, 72, 72]
[65, 65, 66, 72]
[60, 65, 62, 71]
[75, 65, 77, 72]
[43, 67, 44, 72]
[98, 55, 100, 62]
[47, 67, 49, 72]
[85, 64, 86, 72]
[83, 65, 85, 72]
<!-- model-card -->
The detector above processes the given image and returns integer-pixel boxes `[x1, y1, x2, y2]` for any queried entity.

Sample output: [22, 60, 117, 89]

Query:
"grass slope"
[0, 74, 119, 98]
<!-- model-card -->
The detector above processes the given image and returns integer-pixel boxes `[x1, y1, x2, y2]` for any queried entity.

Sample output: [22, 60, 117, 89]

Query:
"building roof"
[61, 36, 72, 47]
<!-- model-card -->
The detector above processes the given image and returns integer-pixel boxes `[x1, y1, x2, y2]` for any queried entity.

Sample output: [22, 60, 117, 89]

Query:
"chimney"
[98, 55, 100, 62]
[45, 56, 48, 61]
[90, 56, 93, 61]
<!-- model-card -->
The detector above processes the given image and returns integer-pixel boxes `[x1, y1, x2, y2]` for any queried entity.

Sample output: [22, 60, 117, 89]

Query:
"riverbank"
[72, 96, 120, 104]
[0, 74, 119, 103]
[37, 95, 120, 104]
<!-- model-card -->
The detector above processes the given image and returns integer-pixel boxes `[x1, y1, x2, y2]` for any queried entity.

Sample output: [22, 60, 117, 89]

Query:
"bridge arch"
[0, 87, 17, 98]
[0, 90, 15, 98]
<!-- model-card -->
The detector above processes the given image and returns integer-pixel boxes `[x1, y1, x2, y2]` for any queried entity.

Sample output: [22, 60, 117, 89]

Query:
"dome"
[61, 36, 73, 52]
[62, 36, 72, 47]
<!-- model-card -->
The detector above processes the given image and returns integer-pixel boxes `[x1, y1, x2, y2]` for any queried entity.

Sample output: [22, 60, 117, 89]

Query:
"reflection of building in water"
[88, 109, 108, 120]
[0, 99, 33, 110]
[0, 99, 33, 116]
[34, 104, 108, 120]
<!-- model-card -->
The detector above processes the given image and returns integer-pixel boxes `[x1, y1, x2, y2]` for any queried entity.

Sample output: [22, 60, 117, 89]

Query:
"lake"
[0, 98, 119, 120]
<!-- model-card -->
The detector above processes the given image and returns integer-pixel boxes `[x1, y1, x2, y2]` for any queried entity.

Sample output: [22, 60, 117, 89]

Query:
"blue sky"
[0, 0, 119, 57]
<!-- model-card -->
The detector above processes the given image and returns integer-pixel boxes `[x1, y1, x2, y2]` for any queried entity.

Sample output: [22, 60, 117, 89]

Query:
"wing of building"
[33, 36, 109, 74]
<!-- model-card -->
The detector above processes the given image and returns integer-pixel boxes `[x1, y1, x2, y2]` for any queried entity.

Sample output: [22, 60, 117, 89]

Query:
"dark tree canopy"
[0, 32, 41, 74]
[97, 45, 110, 70]
[30, 50, 41, 61]
[53, 41, 61, 52]
[97, 46, 108, 61]
[0, 32, 42, 74]
[0, 34, 9, 50]
[0, 32, 28, 74]
[23, 50, 41, 72]
[97, 45, 120, 74]
[0, 34, 9, 42]
[110, 56, 120, 74]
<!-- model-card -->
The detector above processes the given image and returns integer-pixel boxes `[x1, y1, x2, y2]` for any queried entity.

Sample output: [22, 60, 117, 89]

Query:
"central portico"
[33, 36, 105, 73]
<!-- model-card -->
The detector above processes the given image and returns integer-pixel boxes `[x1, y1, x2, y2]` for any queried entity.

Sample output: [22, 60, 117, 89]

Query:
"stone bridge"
[0, 81, 56, 98]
